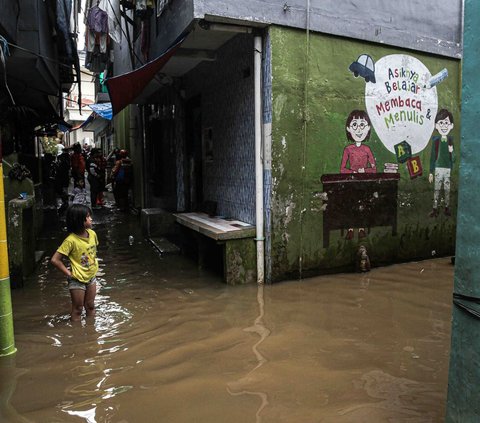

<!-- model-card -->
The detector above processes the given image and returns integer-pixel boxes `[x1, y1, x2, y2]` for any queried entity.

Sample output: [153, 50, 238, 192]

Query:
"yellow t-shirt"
[57, 229, 99, 283]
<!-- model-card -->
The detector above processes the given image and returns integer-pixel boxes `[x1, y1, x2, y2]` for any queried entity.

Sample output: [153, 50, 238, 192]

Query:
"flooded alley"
[1, 205, 454, 423]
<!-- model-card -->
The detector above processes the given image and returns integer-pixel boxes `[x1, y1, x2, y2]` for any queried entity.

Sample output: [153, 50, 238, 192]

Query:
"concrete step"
[148, 237, 181, 255]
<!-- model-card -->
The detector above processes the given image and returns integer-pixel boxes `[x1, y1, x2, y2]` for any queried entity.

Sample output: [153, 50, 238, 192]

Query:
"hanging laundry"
[86, 5, 108, 33]
[56, 0, 74, 61]
[98, 0, 122, 44]
[135, 0, 154, 20]
[157, 0, 170, 16]
[85, 4, 110, 73]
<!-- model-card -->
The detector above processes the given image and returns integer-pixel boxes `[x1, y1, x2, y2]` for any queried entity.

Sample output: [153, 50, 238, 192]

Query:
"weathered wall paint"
[194, 0, 463, 58]
[269, 26, 461, 281]
[446, 0, 480, 420]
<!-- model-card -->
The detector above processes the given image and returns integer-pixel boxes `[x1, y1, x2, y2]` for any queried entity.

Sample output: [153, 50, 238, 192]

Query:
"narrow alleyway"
[0, 201, 454, 422]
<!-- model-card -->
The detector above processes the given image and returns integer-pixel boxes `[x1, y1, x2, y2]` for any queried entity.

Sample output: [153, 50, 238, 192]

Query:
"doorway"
[185, 95, 203, 211]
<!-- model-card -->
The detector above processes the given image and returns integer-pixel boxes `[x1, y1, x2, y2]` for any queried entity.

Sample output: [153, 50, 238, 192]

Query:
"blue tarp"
[89, 102, 113, 120]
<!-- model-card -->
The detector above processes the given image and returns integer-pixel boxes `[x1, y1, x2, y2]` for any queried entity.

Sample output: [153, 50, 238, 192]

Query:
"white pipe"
[254, 35, 264, 284]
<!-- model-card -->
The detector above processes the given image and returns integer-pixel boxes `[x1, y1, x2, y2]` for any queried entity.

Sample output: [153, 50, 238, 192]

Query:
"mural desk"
[321, 173, 400, 248]
[173, 212, 256, 285]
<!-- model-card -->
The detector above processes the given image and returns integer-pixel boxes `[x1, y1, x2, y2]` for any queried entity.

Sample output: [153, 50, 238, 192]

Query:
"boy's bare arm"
[51, 252, 72, 278]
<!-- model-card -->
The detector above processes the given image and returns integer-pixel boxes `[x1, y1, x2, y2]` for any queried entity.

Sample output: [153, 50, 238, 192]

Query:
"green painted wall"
[113, 107, 130, 151]
[270, 26, 461, 280]
[446, 0, 480, 420]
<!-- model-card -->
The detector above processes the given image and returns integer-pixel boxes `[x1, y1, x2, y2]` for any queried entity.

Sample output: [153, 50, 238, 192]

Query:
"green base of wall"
[0, 278, 16, 357]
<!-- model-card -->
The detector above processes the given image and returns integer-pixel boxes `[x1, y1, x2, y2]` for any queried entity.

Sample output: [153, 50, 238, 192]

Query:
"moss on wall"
[270, 26, 461, 281]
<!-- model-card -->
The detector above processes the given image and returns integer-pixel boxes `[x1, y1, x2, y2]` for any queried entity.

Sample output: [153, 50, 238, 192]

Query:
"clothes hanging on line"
[135, 0, 154, 19]
[85, 5, 110, 72]
[86, 5, 109, 33]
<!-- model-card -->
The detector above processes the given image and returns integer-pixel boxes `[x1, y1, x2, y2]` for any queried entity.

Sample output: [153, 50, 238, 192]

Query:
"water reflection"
[227, 284, 271, 422]
[0, 356, 33, 423]
[56, 293, 134, 421]
[3, 207, 454, 422]
[64, 407, 98, 423]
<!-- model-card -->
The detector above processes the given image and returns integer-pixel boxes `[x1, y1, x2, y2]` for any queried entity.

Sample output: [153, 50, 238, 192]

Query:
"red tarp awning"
[106, 35, 186, 117]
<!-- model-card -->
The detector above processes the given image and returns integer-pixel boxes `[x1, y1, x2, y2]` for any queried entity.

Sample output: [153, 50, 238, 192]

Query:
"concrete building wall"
[0, 0, 19, 40]
[195, 0, 463, 58]
[150, 1, 463, 59]
[183, 34, 256, 224]
[18, 0, 59, 92]
[269, 26, 461, 280]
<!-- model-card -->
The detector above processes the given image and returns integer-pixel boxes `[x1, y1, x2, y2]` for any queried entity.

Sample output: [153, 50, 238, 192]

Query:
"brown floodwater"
[0, 207, 454, 423]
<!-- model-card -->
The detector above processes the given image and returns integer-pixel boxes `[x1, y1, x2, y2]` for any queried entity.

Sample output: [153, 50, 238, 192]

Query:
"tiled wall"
[183, 34, 256, 224]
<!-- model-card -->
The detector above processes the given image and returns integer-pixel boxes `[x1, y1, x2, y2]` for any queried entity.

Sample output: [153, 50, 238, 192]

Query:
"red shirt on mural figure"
[338, 110, 377, 241]
[340, 110, 377, 174]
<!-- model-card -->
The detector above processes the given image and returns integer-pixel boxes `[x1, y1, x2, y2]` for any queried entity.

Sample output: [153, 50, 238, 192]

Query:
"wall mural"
[428, 108, 454, 217]
[321, 53, 450, 245]
[365, 54, 439, 155]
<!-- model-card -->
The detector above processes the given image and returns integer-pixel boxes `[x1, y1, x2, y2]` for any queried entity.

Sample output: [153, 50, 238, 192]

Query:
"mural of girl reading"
[340, 109, 377, 240]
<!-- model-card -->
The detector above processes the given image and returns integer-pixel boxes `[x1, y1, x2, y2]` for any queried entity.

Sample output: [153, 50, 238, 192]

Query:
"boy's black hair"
[435, 108, 454, 124]
[66, 204, 92, 234]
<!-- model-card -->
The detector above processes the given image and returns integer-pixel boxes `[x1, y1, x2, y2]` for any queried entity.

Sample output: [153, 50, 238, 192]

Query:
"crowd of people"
[49, 141, 132, 213]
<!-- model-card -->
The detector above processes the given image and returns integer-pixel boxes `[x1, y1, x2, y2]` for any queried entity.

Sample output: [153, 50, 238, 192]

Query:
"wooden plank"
[173, 212, 255, 241]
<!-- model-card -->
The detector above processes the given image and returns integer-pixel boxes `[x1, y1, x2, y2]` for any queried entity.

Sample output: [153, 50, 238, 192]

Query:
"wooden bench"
[173, 212, 256, 285]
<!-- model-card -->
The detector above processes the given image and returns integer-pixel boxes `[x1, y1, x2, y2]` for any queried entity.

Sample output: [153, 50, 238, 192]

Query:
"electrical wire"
[103, 0, 168, 86]
[3, 1, 173, 112]
[5, 72, 94, 108]
[5, 39, 97, 79]
[105, 0, 153, 68]
[0, 36, 16, 105]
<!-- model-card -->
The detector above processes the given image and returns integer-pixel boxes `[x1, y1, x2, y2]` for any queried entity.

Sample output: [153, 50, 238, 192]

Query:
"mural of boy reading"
[340, 110, 377, 240]
[428, 109, 454, 218]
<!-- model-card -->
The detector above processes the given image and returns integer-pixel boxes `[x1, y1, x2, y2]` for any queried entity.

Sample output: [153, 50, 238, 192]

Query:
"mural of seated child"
[340, 109, 377, 240]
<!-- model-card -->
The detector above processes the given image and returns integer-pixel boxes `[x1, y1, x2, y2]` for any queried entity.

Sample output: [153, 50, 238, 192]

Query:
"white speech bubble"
[365, 54, 438, 154]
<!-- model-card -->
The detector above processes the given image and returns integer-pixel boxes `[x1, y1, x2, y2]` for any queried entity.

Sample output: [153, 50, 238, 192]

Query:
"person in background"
[111, 149, 133, 211]
[56, 133, 65, 157]
[71, 178, 89, 206]
[71, 143, 86, 187]
[50, 204, 99, 322]
[55, 146, 71, 214]
[95, 150, 107, 206]
[87, 148, 102, 209]
[105, 148, 119, 193]
[106, 147, 120, 168]
[82, 143, 91, 158]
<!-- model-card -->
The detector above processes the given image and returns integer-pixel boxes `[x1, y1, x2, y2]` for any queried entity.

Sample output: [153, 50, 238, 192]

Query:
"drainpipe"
[0, 136, 16, 357]
[254, 35, 264, 284]
[141, 105, 147, 209]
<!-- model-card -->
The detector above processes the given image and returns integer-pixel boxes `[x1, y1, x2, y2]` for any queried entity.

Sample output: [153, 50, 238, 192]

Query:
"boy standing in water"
[51, 204, 99, 321]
